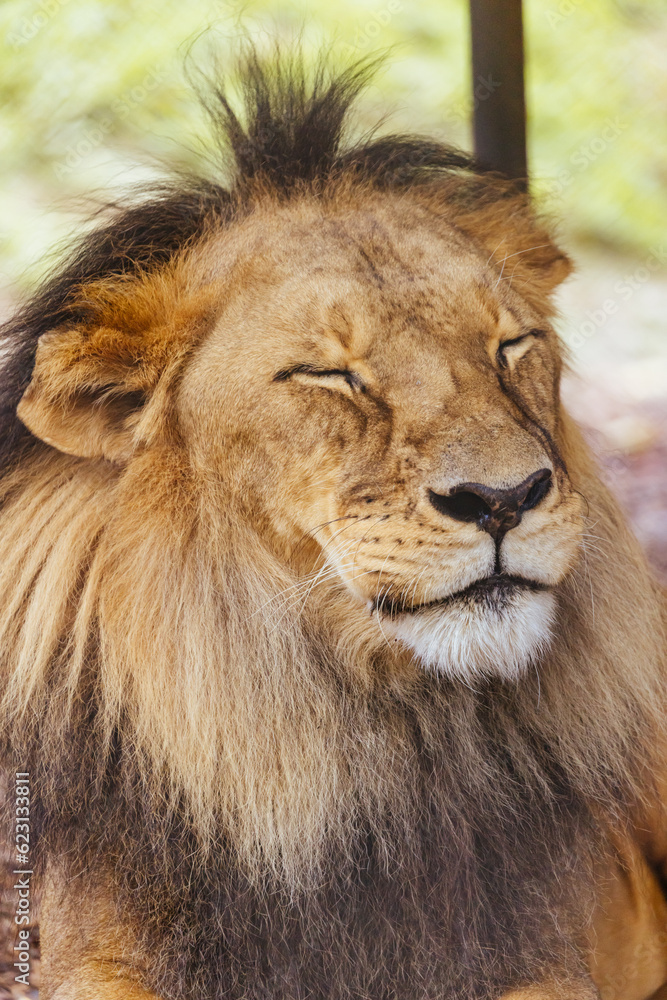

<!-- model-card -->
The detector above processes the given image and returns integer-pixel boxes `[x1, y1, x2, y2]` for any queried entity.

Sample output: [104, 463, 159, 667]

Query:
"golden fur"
[1, 52, 666, 999]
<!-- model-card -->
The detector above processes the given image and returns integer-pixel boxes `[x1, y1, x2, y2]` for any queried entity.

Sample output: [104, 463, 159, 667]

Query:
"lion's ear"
[451, 191, 573, 302]
[493, 237, 572, 299]
[18, 328, 148, 461]
[17, 274, 217, 462]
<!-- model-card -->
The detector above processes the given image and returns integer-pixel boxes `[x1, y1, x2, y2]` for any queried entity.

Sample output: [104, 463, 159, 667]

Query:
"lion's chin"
[381, 581, 557, 683]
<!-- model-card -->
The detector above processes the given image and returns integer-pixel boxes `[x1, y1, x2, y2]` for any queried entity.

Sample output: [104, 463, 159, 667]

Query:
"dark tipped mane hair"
[0, 50, 487, 475]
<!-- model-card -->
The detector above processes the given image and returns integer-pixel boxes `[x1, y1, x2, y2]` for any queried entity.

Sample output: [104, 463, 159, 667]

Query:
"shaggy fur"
[1, 49, 666, 1000]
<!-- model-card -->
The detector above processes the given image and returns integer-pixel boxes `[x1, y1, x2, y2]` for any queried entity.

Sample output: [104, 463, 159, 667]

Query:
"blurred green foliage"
[1, 0, 666, 291]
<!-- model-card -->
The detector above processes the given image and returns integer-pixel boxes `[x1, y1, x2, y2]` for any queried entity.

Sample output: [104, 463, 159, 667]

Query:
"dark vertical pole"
[469, 0, 527, 183]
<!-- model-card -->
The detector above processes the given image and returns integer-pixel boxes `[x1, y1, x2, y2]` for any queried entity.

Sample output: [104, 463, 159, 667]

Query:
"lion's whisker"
[579, 538, 596, 622]
[288, 515, 359, 561]
[499, 242, 552, 262]
[372, 584, 398, 656]
[494, 252, 509, 289]
[486, 239, 506, 266]
[409, 566, 429, 611]
[265, 561, 378, 633]
[247, 525, 365, 621]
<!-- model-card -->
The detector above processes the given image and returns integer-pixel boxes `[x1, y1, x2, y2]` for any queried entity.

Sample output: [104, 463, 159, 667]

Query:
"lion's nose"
[427, 468, 552, 541]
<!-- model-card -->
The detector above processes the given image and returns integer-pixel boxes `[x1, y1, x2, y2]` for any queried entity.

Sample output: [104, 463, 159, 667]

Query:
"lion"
[1, 50, 666, 1000]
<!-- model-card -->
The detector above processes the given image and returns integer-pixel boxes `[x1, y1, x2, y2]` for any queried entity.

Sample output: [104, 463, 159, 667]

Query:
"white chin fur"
[385, 589, 557, 683]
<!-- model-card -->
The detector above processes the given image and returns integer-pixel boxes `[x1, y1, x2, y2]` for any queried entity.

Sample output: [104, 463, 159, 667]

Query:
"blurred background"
[0, 3, 666, 995]
[0, 0, 666, 583]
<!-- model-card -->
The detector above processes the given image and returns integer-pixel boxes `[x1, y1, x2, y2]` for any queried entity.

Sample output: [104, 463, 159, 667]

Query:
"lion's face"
[178, 195, 584, 682]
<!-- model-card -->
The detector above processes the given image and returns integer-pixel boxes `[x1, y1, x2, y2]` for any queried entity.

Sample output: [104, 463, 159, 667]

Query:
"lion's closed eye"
[497, 329, 545, 369]
[274, 365, 365, 396]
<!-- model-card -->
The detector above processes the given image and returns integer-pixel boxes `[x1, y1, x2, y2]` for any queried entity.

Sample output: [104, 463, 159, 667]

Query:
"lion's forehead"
[215, 196, 493, 303]
[185, 197, 557, 471]
[208, 200, 542, 363]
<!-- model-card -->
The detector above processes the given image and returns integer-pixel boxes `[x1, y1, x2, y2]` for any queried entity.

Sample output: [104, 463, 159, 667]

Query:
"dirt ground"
[1, 251, 666, 997]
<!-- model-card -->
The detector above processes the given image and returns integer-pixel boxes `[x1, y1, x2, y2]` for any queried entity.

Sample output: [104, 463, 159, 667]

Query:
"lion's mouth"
[372, 573, 550, 617]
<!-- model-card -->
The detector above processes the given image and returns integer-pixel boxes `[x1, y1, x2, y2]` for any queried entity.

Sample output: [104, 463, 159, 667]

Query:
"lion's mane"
[0, 51, 665, 1000]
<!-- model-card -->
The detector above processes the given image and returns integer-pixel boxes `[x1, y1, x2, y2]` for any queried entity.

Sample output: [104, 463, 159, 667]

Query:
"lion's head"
[14, 97, 580, 687]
